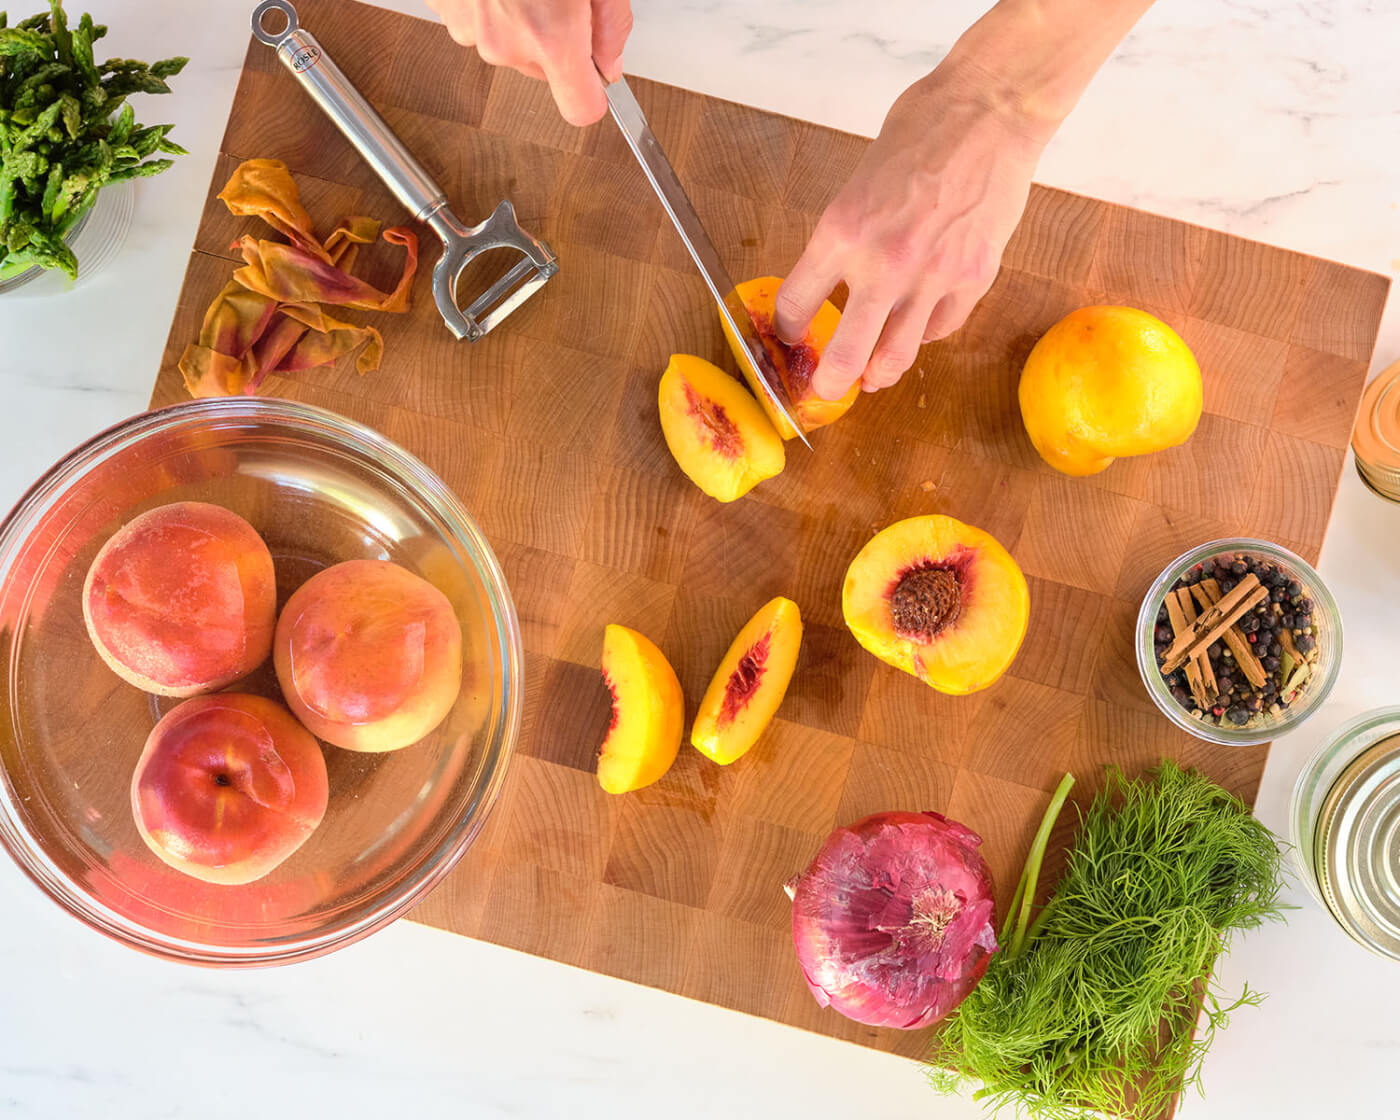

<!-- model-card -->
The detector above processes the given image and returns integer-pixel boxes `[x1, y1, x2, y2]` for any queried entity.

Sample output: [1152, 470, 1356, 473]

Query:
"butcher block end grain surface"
[150, 0, 1388, 1059]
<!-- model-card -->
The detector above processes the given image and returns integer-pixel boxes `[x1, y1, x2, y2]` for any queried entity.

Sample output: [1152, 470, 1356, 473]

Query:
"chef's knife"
[601, 75, 812, 449]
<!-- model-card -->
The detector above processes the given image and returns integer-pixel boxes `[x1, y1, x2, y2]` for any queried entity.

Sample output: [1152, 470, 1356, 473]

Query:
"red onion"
[788, 810, 997, 1030]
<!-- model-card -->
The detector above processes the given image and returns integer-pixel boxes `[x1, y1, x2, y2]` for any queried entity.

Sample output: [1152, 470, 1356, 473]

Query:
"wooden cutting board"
[150, 0, 1387, 1059]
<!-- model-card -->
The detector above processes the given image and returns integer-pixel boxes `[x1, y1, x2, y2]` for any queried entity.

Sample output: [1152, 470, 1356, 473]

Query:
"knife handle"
[251, 0, 448, 223]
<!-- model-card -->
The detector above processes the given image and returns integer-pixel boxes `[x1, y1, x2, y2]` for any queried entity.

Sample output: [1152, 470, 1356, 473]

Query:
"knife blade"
[601, 75, 812, 449]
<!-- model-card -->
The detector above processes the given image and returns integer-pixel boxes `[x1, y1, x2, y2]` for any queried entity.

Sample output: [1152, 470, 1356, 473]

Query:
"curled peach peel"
[691, 596, 802, 766]
[273, 559, 463, 753]
[82, 501, 276, 697]
[721, 276, 860, 440]
[131, 693, 329, 886]
[659, 353, 785, 502]
[598, 624, 684, 794]
[1019, 305, 1203, 476]
[842, 516, 1029, 695]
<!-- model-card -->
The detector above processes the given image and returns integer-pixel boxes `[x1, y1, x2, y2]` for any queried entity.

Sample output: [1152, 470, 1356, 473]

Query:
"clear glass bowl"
[0, 398, 521, 965]
[0, 179, 134, 297]
[1135, 538, 1342, 746]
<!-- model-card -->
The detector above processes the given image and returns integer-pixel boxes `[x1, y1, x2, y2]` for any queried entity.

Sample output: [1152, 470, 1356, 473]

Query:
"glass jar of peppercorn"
[1136, 538, 1342, 746]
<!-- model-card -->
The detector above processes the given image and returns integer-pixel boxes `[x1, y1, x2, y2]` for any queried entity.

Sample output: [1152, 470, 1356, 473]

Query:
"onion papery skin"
[789, 810, 997, 1029]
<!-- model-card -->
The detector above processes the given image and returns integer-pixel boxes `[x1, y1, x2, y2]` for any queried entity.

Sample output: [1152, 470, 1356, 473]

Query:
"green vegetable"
[929, 762, 1286, 1120]
[0, 0, 185, 280]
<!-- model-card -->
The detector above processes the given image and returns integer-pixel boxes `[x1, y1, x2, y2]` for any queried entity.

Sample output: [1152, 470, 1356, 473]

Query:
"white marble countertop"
[1, 0, 1399, 1116]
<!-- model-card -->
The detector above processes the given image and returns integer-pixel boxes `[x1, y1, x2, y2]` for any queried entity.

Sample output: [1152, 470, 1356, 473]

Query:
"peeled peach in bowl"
[274, 558, 464, 753]
[0, 398, 519, 965]
[721, 275, 860, 440]
[1019, 305, 1202, 476]
[132, 693, 329, 886]
[82, 501, 276, 696]
[843, 515, 1029, 695]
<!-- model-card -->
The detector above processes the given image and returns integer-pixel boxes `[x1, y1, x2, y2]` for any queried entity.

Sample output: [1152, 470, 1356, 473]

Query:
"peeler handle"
[251, 0, 446, 222]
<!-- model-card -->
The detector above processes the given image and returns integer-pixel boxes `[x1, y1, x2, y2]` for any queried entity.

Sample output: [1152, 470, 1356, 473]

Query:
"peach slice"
[659, 353, 785, 502]
[597, 624, 684, 794]
[131, 693, 329, 885]
[721, 275, 861, 440]
[691, 596, 802, 765]
[82, 501, 276, 697]
[274, 559, 462, 752]
[842, 516, 1029, 695]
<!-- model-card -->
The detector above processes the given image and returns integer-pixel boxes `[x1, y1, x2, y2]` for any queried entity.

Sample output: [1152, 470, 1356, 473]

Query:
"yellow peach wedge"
[721, 275, 860, 440]
[691, 597, 802, 765]
[842, 516, 1029, 695]
[597, 624, 685, 794]
[658, 353, 785, 502]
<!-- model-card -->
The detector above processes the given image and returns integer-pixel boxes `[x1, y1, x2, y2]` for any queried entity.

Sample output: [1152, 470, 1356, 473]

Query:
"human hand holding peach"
[424, 0, 632, 125]
[774, 0, 1160, 401]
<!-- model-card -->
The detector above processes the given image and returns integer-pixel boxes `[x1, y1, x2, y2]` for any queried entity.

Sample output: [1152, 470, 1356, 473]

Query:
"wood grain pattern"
[149, 0, 1388, 1060]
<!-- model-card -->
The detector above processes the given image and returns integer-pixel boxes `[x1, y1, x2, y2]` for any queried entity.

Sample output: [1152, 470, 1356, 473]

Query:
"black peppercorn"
[1217, 676, 1234, 694]
[1281, 613, 1294, 629]
[1231, 560, 1248, 576]
[1262, 655, 1280, 672]
[1288, 580, 1302, 597]
[1299, 598, 1314, 616]
[1221, 577, 1237, 592]
[1297, 633, 1316, 654]
[1155, 624, 1173, 643]
[1227, 705, 1251, 725]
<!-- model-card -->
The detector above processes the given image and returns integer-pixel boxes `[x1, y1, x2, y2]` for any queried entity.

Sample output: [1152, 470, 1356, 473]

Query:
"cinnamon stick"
[1192, 578, 1268, 689]
[1175, 588, 1218, 701]
[1162, 575, 1268, 674]
[1164, 589, 1212, 710]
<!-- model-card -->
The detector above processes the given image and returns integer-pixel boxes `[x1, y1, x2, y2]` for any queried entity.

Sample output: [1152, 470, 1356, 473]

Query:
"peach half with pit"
[691, 596, 802, 765]
[82, 501, 276, 697]
[721, 275, 860, 440]
[659, 353, 785, 502]
[842, 516, 1029, 695]
[597, 623, 684, 794]
[131, 693, 329, 885]
[274, 559, 463, 753]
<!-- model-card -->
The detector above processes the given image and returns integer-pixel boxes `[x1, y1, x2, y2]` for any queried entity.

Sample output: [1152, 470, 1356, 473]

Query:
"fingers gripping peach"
[721, 276, 859, 440]
[274, 559, 463, 753]
[83, 501, 276, 697]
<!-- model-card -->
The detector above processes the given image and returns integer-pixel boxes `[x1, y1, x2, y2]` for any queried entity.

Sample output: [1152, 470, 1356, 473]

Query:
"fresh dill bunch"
[928, 761, 1286, 1120]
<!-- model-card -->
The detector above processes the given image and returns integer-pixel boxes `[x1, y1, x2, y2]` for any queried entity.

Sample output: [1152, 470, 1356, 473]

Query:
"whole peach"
[274, 559, 463, 752]
[82, 502, 276, 696]
[131, 693, 329, 885]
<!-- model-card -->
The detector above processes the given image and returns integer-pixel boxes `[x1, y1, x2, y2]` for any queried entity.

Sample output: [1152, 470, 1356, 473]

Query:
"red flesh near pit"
[886, 547, 977, 644]
[718, 632, 771, 728]
[749, 310, 818, 398]
[682, 382, 743, 460]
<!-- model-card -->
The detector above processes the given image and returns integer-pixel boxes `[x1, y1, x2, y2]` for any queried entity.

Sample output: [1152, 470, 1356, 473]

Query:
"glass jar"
[1135, 538, 1342, 746]
[0, 179, 135, 297]
[1289, 706, 1400, 960]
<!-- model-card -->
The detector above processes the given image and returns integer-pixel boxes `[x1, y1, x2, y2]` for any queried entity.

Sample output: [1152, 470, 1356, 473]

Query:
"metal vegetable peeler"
[250, 0, 557, 341]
